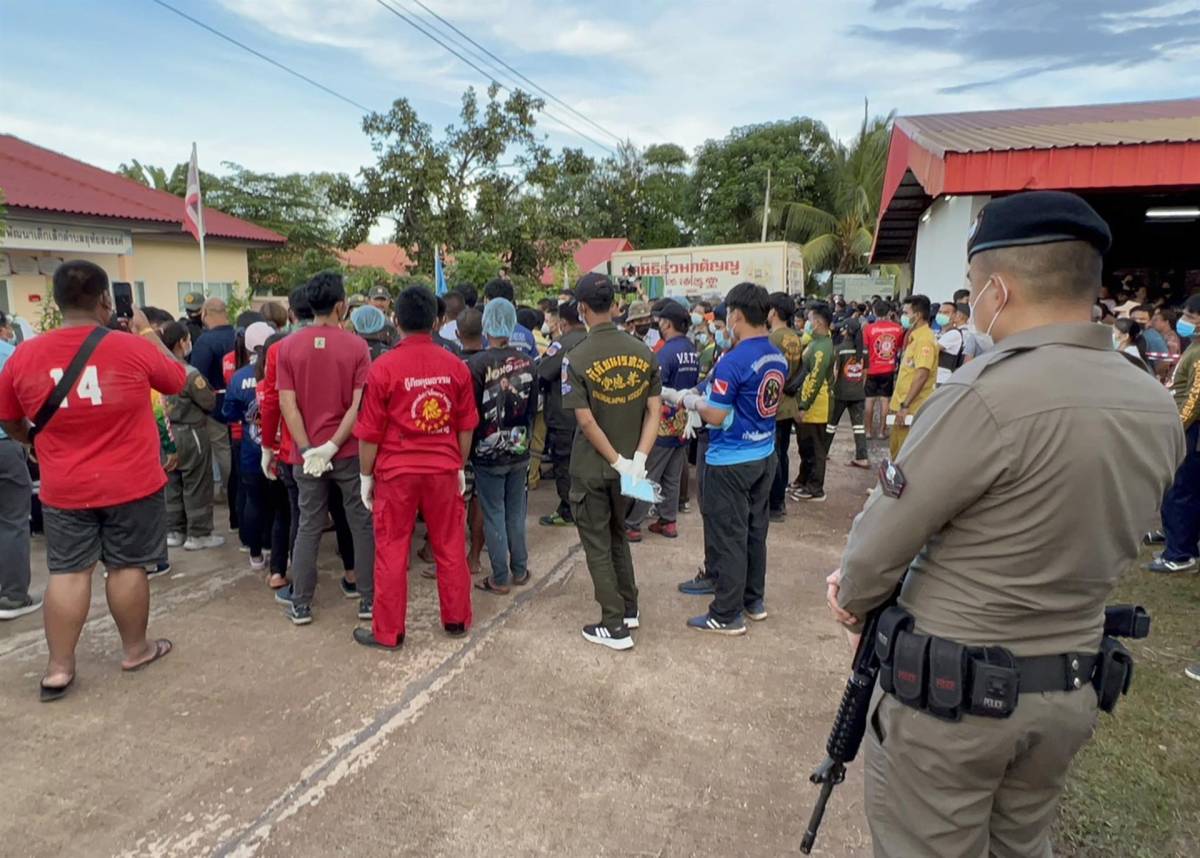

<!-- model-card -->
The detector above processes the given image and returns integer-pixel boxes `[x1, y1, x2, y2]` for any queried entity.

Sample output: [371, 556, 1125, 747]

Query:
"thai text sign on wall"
[1, 219, 133, 255]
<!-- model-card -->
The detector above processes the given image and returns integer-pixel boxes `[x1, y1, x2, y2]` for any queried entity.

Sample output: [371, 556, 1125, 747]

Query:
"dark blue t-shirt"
[656, 335, 700, 448]
[220, 364, 262, 470]
[704, 335, 787, 466]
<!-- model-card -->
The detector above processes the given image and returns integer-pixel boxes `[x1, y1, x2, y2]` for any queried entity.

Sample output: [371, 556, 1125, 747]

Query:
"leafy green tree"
[447, 250, 502, 287]
[690, 118, 836, 244]
[763, 105, 893, 274]
[344, 265, 393, 297]
[334, 84, 547, 275]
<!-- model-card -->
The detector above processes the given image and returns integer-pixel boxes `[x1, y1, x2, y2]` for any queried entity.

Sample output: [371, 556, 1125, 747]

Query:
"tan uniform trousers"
[865, 685, 1098, 858]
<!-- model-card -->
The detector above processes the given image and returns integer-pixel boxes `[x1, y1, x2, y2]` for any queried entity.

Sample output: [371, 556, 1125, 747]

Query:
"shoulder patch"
[545, 340, 562, 357]
[194, 375, 208, 389]
[878, 459, 906, 498]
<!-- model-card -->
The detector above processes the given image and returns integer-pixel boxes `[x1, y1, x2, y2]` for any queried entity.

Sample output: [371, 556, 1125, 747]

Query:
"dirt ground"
[1, 432, 878, 858]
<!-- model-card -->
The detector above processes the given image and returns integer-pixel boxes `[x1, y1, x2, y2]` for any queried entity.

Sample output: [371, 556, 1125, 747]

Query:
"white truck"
[609, 241, 805, 301]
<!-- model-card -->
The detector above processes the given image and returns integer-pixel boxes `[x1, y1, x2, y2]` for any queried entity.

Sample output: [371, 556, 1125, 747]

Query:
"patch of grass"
[1056, 551, 1200, 858]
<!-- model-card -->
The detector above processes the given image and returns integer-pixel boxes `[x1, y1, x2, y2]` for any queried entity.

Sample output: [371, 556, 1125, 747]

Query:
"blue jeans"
[474, 461, 530, 585]
[1162, 422, 1200, 562]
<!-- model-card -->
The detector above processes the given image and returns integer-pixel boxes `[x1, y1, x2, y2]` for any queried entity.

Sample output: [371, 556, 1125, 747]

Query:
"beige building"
[0, 134, 285, 326]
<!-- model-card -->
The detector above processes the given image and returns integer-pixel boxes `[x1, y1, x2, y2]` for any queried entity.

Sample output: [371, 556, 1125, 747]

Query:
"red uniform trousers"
[372, 471, 472, 646]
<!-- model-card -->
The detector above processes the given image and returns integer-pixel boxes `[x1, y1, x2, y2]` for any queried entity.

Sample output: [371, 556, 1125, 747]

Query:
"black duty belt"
[876, 606, 1146, 721]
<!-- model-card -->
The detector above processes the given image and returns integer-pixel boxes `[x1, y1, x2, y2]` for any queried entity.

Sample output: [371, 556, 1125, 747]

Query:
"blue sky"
[3, 0, 1197, 184]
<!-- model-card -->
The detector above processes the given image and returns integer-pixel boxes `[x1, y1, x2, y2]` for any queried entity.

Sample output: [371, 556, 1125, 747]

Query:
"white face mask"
[541, 322, 551, 335]
[968, 277, 1008, 338]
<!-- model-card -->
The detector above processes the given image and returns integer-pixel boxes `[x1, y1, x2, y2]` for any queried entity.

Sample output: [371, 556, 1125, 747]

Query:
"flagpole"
[761, 167, 771, 243]
[198, 200, 208, 294]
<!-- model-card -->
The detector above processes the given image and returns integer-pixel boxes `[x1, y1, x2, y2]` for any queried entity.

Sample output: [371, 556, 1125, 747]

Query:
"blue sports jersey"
[704, 335, 787, 466]
[484, 323, 537, 359]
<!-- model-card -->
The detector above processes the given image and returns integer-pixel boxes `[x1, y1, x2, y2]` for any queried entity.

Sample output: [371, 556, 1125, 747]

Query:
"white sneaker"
[166, 532, 185, 548]
[184, 534, 226, 551]
[250, 555, 267, 571]
[0, 595, 42, 620]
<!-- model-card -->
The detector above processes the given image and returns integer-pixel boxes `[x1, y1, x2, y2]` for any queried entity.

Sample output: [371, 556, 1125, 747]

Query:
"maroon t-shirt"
[276, 325, 370, 462]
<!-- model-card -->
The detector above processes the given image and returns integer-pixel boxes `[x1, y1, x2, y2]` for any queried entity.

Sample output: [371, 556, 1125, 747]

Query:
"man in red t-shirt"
[353, 287, 479, 649]
[277, 273, 374, 626]
[0, 261, 186, 700]
[862, 299, 903, 439]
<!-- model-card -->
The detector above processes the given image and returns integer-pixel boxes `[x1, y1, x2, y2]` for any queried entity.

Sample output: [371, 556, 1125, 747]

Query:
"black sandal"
[475, 577, 510, 595]
[511, 571, 531, 586]
[122, 639, 174, 672]
[40, 675, 74, 703]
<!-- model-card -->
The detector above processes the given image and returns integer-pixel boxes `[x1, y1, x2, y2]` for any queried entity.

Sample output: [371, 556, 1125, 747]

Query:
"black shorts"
[43, 489, 167, 573]
[864, 375, 895, 398]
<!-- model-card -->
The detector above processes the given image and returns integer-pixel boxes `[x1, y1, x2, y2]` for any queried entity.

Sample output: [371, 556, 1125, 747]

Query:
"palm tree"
[765, 102, 894, 274]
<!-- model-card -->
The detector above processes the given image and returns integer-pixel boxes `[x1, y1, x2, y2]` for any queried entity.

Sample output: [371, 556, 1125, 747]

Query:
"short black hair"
[289, 285, 314, 321]
[903, 294, 932, 321]
[954, 302, 971, 319]
[559, 300, 581, 325]
[1185, 294, 1200, 316]
[53, 259, 109, 312]
[235, 310, 264, 329]
[456, 283, 478, 308]
[1132, 303, 1154, 316]
[873, 299, 890, 317]
[724, 282, 770, 327]
[396, 286, 437, 333]
[306, 271, 346, 315]
[457, 307, 483, 340]
[142, 306, 174, 326]
[160, 321, 190, 352]
[808, 301, 833, 327]
[517, 307, 543, 331]
[444, 292, 464, 312]
[767, 291, 795, 325]
[537, 298, 554, 313]
[483, 278, 515, 303]
[953, 288, 971, 303]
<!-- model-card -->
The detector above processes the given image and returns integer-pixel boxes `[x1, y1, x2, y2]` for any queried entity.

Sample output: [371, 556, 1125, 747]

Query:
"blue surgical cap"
[482, 297, 517, 340]
[351, 304, 386, 335]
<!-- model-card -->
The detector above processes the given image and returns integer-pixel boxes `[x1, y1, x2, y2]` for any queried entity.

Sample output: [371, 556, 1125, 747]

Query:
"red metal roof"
[337, 243, 414, 276]
[540, 238, 633, 285]
[0, 134, 286, 245]
[872, 98, 1200, 263]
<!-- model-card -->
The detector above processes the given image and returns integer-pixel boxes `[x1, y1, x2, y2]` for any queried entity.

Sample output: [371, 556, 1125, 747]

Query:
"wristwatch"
[899, 401, 910, 410]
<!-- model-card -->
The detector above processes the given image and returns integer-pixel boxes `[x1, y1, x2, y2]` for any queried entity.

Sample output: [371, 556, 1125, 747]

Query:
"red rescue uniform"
[355, 332, 479, 645]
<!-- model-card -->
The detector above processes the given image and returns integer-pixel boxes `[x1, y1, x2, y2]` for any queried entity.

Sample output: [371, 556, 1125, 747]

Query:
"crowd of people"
[1, 240, 1199, 693]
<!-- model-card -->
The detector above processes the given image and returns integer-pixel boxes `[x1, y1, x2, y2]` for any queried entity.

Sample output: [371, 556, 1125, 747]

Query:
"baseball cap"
[348, 293, 367, 308]
[626, 301, 652, 322]
[244, 321, 275, 354]
[574, 272, 615, 309]
[657, 300, 690, 331]
[183, 292, 205, 311]
[368, 284, 391, 300]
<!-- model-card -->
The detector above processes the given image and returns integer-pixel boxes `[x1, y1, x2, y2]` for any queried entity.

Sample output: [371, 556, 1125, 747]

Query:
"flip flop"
[511, 571, 531, 586]
[848, 460, 871, 469]
[122, 639, 173, 672]
[39, 675, 74, 703]
[267, 574, 289, 590]
[420, 566, 437, 580]
[475, 577, 510, 595]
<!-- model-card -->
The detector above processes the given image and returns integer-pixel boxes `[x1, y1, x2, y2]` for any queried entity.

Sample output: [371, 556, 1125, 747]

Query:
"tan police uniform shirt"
[839, 322, 1184, 657]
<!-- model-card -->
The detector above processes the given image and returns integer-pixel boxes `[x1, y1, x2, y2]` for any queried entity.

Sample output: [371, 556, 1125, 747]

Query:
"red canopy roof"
[540, 237, 632, 285]
[872, 98, 1200, 263]
[0, 134, 285, 245]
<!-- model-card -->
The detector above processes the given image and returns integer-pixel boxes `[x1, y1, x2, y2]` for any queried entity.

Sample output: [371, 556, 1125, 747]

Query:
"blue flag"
[434, 245, 447, 296]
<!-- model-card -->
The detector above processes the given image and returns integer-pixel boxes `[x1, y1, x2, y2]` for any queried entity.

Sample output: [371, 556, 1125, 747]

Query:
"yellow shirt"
[891, 324, 938, 412]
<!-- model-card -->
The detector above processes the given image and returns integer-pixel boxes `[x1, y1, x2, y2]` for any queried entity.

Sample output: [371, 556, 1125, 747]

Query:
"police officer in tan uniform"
[826, 191, 1184, 857]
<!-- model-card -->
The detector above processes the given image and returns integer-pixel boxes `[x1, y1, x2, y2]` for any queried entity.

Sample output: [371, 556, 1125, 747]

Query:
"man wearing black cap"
[536, 298, 587, 527]
[368, 284, 399, 347]
[179, 291, 205, 346]
[825, 191, 1184, 856]
[563, 273, 661, 650]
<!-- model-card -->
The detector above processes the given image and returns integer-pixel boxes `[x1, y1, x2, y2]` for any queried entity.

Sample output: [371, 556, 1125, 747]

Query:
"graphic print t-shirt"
[467, 346, 536, 466]
[704, 335, 787, 466]
[864, 320, 903, 377]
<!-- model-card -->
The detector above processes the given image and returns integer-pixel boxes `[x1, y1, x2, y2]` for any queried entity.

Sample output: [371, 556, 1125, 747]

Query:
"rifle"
[800, 593, 897, 854]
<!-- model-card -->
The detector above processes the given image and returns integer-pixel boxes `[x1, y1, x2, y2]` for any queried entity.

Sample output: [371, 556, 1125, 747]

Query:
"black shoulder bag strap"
[28, 326, 110, 442]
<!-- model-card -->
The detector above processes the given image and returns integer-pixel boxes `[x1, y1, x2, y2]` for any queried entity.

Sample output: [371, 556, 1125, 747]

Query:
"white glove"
[631, 451, 648, 482]
[681, 410, 701, 441]
[360, 474, 374, 511]
[660, 387, 683, 406]
[681, 392, 704, 412]
[302, 440, 338, 477]
[457, 469, 467, 497]
[261, 447, 277, 481]
[611, 455, 636, 479]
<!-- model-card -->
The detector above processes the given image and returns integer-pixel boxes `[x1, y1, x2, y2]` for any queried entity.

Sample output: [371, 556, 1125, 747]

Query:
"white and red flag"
[183, 142, 204, 242]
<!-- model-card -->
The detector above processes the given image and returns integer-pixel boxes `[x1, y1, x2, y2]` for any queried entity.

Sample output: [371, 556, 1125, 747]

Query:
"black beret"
[574, 272, 614, 305]
[967, 190, 1112, 260]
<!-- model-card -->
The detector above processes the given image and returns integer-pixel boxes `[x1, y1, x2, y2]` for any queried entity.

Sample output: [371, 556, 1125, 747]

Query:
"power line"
[407, 0, 624, 146]
[372, 0, 616, 155]
[150, 0, 374, 114]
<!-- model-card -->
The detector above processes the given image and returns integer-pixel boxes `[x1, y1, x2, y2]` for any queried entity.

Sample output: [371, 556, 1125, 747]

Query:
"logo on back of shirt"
[871, 330, 898, 364]
[756, 369, 785, 418]
[412, 389, 452, 433]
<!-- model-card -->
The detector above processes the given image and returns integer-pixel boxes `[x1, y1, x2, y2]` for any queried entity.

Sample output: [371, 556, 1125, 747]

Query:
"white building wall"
[912, 195, 990, 303]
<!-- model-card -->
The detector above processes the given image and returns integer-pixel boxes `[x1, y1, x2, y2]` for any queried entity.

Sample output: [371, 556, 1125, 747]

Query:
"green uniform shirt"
[769, 326, 805, 421]
[166, 368, 216, 427]
[1171, 340, 1200, 426]
[562, 321, 662, 480]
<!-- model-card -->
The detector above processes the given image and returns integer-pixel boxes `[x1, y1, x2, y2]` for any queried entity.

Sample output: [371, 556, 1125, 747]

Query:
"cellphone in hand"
[112, 281, 134, 320]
